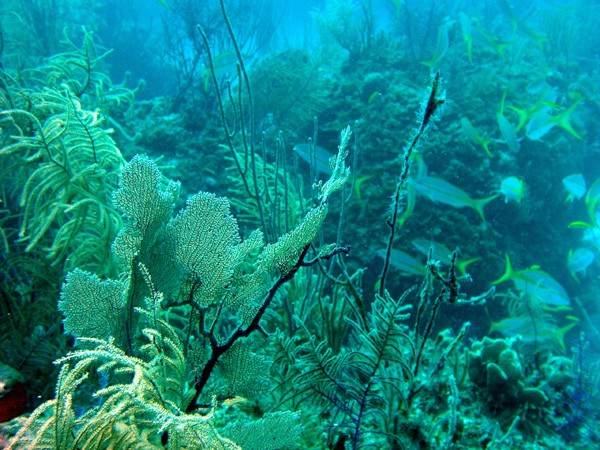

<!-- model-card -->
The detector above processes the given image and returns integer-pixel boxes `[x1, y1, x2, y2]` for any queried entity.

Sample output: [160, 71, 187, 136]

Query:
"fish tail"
[398, 184, 416, 227]
[555, 97, 583, 140]
[555, 322, 578, 352]
[488, 321, 500, 334]
[354, 175, 374, 201]
[491, 254, 514, 285]
[473, 194, 499, 222]
[457, 257, 480, 276]
[482, 140, 493, 158]
[569, 269, 580, 284]
[508, 105, 529, 131]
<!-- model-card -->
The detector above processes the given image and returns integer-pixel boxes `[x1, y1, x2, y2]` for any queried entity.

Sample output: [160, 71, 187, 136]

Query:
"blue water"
[1, 0, 599, 448]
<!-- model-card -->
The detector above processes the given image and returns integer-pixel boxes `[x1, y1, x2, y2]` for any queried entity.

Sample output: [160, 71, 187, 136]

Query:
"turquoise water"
[0, 0, 598, 448]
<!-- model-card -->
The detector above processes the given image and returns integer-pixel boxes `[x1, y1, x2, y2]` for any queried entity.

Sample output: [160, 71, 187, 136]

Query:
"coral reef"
[1, 0, 600, 449]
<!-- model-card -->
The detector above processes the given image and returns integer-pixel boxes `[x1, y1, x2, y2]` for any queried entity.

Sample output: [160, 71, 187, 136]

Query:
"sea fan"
[286, 289, 413, 449]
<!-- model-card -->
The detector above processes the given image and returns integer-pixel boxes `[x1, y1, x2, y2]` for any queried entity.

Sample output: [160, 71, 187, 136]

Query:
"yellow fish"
[411, 176, 498, 222]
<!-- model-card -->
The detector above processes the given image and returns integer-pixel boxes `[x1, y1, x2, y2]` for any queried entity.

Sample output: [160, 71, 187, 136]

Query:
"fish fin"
[203, 70, 211, 93]
[472, 194, 499, 222]
[567, 221, 592, 229]
[569, 270, 580, 284]
[498, 42, 512, 61]
[489, 321, 499, 334]
[542, 305, 572, 312]
[466, 38, 473, 64]
[397, 184, 416, 227]
[391, 0, 404, 16]
[532, 33, 548, 51]
[554, 97, 583, 139]
[568, 248, 580, 283]
[367, 92, 380, 104]
[354, 175, 374, 200]
[555, 322, 578, 352]
[460, 13, 473, 63]
[508, 106, 529, 131]
[420, 23, 449, 68]
[488, 319, 508, 335]
[482, 140, 493, 158]
[461, 118, 492, 157]
[499, 88, 508, 117]
[457, 257, 480, 276]
[585, 179, 600, 226]
[492, 254, 514, 285]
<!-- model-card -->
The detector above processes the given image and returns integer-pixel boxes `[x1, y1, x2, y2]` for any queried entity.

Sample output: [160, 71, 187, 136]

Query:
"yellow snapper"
[497, 0, 548, 50]
[567, 247, 595, 282]
[411, 176, 498, 222]
[459, 12, 473, 64]
[567, 178, 600, 229]
[526, 97, 583, 141]
[583, 227, 600, 254]
[472, 23, 513, 61]
[293, 143, 333, 176]
[497, 114, 520, 153]
[378, 248, 426, 277]
[509, 88, 557, 131]
[562, 173, 586, 202]
[490, 316, 577, 352]
[499, 176, 526, 204]
[411, 238, 479, 275]
[492, 254, 570, 306]
[421, 22, 449, 68]
[586, 178, 600, 226]
[460, 117, 492, 157]
[497, 89, 520, 153]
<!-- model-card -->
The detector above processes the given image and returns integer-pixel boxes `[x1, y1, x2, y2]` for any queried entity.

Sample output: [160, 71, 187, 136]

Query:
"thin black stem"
[378, 72, 444, 296]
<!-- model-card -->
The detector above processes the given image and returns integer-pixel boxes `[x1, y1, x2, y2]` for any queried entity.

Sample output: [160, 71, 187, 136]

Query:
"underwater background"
[1, 0, 599, 448]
